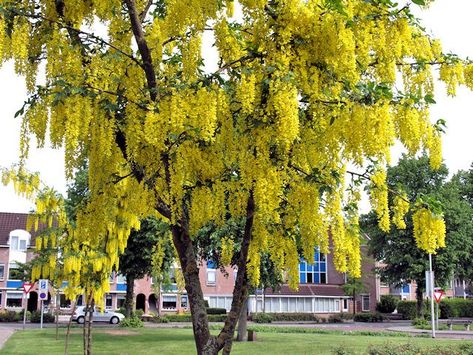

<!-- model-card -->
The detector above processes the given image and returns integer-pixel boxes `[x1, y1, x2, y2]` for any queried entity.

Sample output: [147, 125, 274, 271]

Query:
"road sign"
[38, 279, 48, 301]
[433, 290, 444, 304]
[23, 283, 34, 294]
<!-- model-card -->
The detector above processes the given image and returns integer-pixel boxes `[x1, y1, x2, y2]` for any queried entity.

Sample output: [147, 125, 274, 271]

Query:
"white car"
[72, 306, 125, 325]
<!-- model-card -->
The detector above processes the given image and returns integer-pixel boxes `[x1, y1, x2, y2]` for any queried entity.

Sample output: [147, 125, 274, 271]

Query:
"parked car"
[72, 306, 125, 324]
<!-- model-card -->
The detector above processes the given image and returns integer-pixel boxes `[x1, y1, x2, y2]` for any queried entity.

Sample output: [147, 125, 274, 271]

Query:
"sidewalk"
[387, 325, 473, 339]
[0, 326, 15, 350]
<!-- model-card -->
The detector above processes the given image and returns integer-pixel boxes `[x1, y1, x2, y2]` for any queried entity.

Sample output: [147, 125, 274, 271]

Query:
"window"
[207, 260, 216, 286]
[116, 274, 126, 283]
[362, 295, 370, 312]
[117, 295, 126, 309]
[109, 272, 115, 283]
[8, 263, 23, 280]
[299, 250, 327, 284]
[180, 295, 188, 308]
[10, 236, 19, 250]
[60, 294, 71, 308]
[9, 236, 27, 251]
[0, 265, 4, 280]
[0, 292, 2, 307]
[77, 295, 84, 306]
[6, 292, 23, 307]
[106, 294, 113, 309]
[162, 295, 177, 309]
[343, 299, 349, 312]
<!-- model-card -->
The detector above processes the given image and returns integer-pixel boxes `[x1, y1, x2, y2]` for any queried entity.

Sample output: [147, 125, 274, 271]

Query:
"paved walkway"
[0, 326, 15, 350]
[387, 325, 473, 339]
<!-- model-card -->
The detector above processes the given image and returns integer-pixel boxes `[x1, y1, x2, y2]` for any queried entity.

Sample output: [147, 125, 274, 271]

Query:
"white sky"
[0, 0, 472, 213]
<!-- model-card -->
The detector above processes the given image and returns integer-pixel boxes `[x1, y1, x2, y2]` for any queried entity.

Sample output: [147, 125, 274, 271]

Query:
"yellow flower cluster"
[370, 168, 390, 232]
[412, 208, 446, 254]
[220, 237, 234, 266]
[392, 194, 410, 229]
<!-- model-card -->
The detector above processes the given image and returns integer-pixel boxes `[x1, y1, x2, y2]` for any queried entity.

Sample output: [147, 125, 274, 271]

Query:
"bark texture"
[125, 276, 136, 318]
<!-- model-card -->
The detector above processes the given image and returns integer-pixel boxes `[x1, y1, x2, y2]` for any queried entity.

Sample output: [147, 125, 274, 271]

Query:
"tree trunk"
[172, 192, 255, 355]
[416, 283, 424, 318]
[125, 276, 135, 318]
[65, 297, 78, 355]
[86, 299, 94, 355]
[353, 290, 356, 316]
[236, 297, 248, 342]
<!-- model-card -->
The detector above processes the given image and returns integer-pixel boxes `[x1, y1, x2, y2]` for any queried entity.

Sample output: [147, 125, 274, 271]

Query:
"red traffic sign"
[23, 283, 34, 294]
[434, 290, 444, 303]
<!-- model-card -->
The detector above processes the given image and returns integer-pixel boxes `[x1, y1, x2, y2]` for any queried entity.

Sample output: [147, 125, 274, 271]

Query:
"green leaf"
[412, 0, 426, 5]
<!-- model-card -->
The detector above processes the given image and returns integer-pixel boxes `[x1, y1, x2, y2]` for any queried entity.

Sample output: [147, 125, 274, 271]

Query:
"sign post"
[38, 279, 49, 329]
[428, 254, 436, 338]
[22, 282, 34, 330]
[434, 290, 444, 331]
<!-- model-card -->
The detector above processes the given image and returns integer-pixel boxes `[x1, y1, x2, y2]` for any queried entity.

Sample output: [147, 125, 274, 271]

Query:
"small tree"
[342, 277, 366, 315]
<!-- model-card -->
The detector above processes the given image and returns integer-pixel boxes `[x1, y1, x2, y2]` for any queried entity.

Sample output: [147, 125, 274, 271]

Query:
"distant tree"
[362, 155, 473, 316]
[119, 217, 173, 318]
[342, 276, 366, 315]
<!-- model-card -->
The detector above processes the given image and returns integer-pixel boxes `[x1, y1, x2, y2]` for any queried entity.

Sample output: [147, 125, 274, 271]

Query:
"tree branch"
[124, 0, 158, 101]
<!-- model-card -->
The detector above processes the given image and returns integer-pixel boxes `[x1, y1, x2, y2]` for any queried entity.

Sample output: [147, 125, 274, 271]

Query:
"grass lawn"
[2, 327, 471, 355]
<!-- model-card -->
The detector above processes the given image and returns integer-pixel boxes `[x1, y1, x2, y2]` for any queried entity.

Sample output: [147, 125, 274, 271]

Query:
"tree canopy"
[2, 0, 473, 353]
[362, 155, 473, 313]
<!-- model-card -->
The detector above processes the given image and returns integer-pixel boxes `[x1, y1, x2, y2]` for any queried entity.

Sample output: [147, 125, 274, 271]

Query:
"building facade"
[0, 212, 386, 315]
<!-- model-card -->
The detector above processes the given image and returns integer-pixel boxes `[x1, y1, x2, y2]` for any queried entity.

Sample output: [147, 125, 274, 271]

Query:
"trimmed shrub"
[120, 315, 144, 328]
[376, 295, 399, 314]
[270, 313, 319, 322]
[439, 298, 473, 318]
[411, 317, 429, 327]
[30, 311, 55, 323]
[252, 313, 273, 323]
[156, 314, 227, 322]
[339, 313, 354, 321]
[0, 310, 20, 322]
[206, 308, 227, 315]
[353, 312, 384, 322]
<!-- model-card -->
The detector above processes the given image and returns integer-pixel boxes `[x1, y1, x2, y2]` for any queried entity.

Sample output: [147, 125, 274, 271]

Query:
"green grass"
[1, 327, 470, 355]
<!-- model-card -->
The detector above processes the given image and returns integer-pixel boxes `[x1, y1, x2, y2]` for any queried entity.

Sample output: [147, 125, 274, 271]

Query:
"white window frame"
[105, 294, 113, 309]
[162, 295, 177, 310]
[0, 264, 5, 281]
[361, 295, 370, 312]
[8, 263, 20, 280]
[6, 292, 23, 308]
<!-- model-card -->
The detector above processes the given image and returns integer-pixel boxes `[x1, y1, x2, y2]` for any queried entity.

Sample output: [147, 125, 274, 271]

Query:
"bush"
[396, 301, 429, 320]
[134, 309, 144, 317]
[339, 313, 354, 321]
[152, 315, 170, 323]
[411, 317, 429, 327]
[116, 307, 126, 315]
[0, 310, 20, 322]
[252, 313, 273, 323]
[353, 312, 384, 322]
[368, 342, 472, 355]
[376, 295, 399, 314]
[120, 315, 144, 328]
[30, 311, 55, 323]
[328, 314, 343, 323]
[206, 307, 227, 315]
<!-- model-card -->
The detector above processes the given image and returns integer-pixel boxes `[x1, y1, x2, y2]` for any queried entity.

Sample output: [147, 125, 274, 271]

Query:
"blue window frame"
[299, 250, 327, 284]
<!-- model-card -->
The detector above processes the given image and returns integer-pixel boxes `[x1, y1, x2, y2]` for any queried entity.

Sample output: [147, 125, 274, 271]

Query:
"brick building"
[1, 211, 425, 316]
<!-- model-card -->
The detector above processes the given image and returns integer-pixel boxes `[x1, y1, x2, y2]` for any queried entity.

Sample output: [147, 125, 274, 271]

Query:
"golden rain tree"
[1, 0, 472, 353]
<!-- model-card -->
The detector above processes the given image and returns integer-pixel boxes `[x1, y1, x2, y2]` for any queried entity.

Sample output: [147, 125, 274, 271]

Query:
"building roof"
[0, 212, 35, 245]
[265, 284, 347, 297]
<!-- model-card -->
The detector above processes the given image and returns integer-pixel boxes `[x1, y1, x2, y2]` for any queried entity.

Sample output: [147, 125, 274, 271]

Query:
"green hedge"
[353, 312, 384, 322]
[396, 301, 430, 320]
[157, 314, 227, 322]
[376, 295, 399, 313]
[252, 313, 273, 323]
[251, 313, 321, 323]
[0, 310, 20, 322]
[206, 308, 227, 315]
[439, 298, 473, 318]
[30, 311, 55, 323]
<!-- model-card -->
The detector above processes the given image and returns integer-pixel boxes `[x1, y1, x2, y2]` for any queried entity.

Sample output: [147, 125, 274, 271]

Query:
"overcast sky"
[1, 0, 472, 213]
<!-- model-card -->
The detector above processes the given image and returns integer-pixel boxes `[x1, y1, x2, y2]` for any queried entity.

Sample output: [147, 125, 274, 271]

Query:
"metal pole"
[429, 253, 436, 338]
[23, 292, 27, 330]
[40, 300, 44, 329]
[436, 300, 439, 330]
